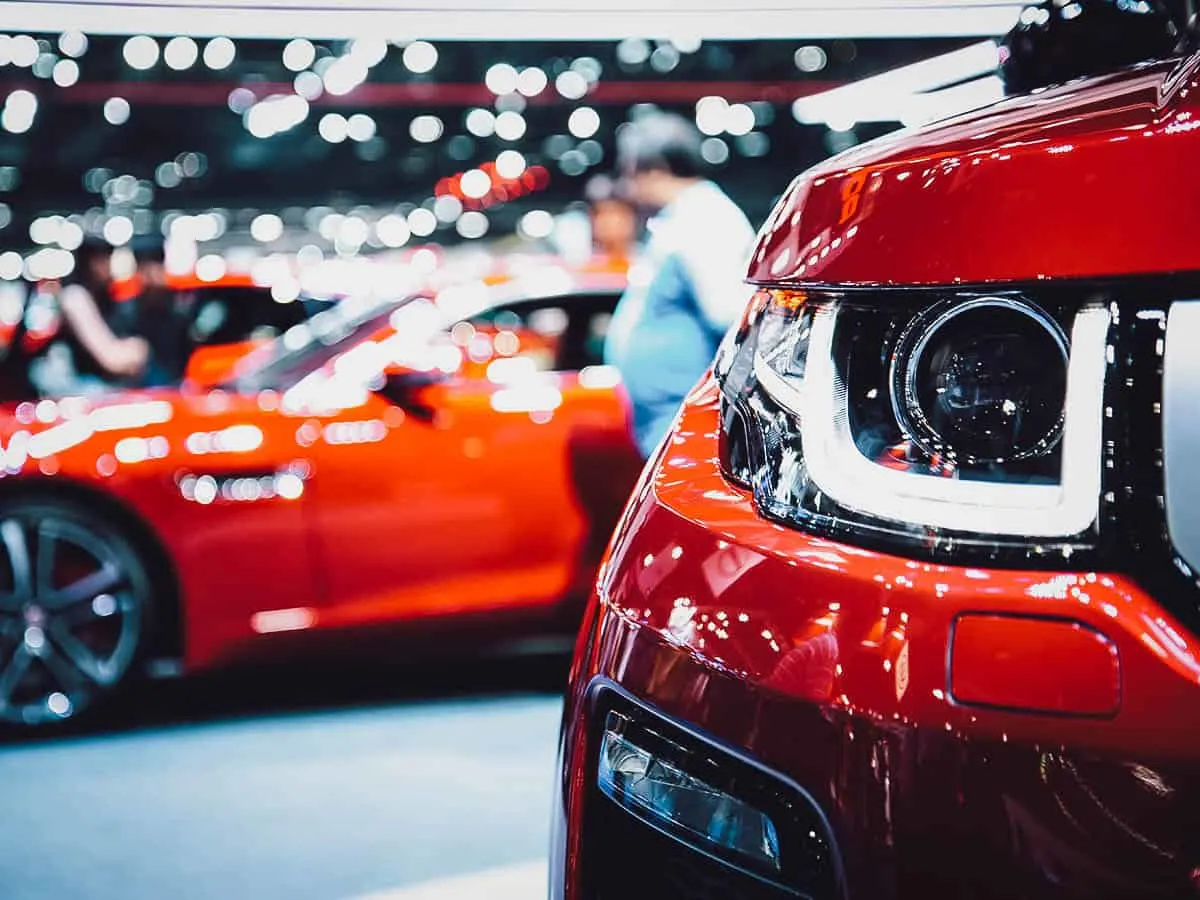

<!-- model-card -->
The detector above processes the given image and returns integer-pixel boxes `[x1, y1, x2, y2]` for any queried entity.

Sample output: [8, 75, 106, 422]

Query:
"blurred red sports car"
[0, 266, 640, 726]
[552, 45, 1200, 900]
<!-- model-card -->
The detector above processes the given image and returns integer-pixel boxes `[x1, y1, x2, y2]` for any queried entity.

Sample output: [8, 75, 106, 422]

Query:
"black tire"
[0, 497, 154, 727]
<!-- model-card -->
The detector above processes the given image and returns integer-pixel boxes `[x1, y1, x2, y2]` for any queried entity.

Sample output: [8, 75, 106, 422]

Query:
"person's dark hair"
[616, 112, 706, 179]
[65, 236, 111, 290]
[131, 235, 166, 266]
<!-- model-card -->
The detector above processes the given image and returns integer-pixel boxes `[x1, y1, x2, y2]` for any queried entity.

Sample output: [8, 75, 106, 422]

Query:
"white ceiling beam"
[0, 1, 1025, 40]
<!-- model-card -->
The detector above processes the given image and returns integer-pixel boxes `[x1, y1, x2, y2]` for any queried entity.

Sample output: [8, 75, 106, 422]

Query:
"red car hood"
[748, 53, 1200, 287]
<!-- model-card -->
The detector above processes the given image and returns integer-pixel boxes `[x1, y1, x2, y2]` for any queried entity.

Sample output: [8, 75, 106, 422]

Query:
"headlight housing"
[715, 288, 1111, 563]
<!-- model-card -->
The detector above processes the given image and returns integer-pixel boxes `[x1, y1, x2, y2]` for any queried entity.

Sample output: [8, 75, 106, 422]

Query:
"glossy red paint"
[554, 50, 1200, 900]
[0, 269, 639, 674]
[554, 385, 1200, 898]
[747, 54, 1200, 288]
[182, 339, 270, 386]
[949, 614, 1121, 716]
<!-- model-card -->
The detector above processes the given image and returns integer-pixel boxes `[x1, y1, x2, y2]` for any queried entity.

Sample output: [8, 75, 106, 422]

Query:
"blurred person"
[603, 111, 756, 458]
[29, 237, 148, 397]
[584, 174, 638, 272]
[128, 236, 191, 386]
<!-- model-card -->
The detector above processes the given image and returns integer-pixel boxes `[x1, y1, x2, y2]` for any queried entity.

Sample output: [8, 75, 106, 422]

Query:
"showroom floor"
[0, 659, 562, 899]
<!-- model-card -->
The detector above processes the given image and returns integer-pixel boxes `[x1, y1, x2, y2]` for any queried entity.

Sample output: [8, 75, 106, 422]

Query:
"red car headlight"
[715, 288, 1110, 563]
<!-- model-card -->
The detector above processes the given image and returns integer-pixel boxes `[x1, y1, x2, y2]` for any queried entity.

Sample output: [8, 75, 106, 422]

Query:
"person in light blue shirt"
[604, 112, 756, 459]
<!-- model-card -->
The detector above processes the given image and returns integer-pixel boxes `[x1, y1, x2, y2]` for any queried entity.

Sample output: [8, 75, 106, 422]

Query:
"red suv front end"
[551, 51, 1200, 900]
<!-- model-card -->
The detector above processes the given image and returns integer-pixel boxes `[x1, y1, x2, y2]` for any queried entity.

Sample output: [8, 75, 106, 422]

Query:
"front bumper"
[551, 379, 1200, 900]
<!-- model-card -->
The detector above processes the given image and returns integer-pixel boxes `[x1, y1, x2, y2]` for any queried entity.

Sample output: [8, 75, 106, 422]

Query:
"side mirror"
[183, 338, 270, 387]
[1000, 0, 1179, 95]
[375, 369, 444, 422]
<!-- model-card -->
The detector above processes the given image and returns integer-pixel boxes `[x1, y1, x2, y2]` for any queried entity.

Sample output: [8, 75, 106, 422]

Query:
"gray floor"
[0, 663, 563, 900]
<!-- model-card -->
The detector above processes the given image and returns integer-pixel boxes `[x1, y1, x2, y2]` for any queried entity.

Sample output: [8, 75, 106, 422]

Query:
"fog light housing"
[597, 711, 782, 871]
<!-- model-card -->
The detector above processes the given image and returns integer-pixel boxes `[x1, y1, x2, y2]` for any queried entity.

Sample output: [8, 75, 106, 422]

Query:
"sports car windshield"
[230, 295, 415, 392]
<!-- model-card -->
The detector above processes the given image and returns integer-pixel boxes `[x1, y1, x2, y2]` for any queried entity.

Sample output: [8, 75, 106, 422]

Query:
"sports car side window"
[466, 292, 621, 373]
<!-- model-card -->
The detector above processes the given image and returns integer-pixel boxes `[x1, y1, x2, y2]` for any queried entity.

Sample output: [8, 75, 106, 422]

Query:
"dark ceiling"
[0, 33, 978, 251]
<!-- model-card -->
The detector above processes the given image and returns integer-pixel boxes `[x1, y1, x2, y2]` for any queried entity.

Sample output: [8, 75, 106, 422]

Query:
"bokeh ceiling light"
[294, 71, 324, 100]
[694, 95, 729, 135]
[460, 168, 492, 199]
[0, 252, 22, 281]
[51, 59, 80, 87]
[456, 210, 488, 239]
[103, 215, 134, 246]
[649, 43, 680, 72]
[322, 55, 369, 96]
[794, 44, 828, 71]
[517, 67, 548, 97]
[616, 37, 651, 66]
[495, 149, 526, 180]
[282, 38, 316, 71]
[164, 36, 198, 70]
[701, 136, 730, 164]
[725, 102, 755, 135]
[8, 35, 38, 68]
[571, 56, 603, 82]
[409, 114, 444, 143]
[57, 220, 84, 251]
[375, 213, 411, 248]
[347, 113, 376, 142]
[203, 37, 236, 70]
[155, 161, 182, 188]
[350, 37, 389, 68]
[433, 194, 463, 223]
[402, 40, 438, 74]
[103, 96, 130, 125]
[485, 62, 519, 95]
[123, 35, 159, 70]
[57, 31, 88, 59]
[465, 107, 496, 137]
[318, 112, 349, 142]
[250, 213, 284, 243]
[518, 209, 554, 240]
[407, 207, 437, 237]
[3, 90, 39, 134]
[567, 106, 600, 139]
[494, 110, 526, 141]
[555, 70, 589, 100]
[244, 94, 309, 139]
[33, 52, 57, 80]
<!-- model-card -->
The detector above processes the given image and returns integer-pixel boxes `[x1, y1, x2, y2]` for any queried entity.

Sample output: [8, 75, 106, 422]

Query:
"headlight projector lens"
[889, 297, 1069, 465]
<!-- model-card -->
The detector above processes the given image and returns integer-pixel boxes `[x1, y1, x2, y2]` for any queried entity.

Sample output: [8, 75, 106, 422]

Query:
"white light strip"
[0, 1, 1024, 39]
[792, 39, 1001, 123]
[755, 303, 1109, 537]
[798, 74, 1006, 129]
[900, 73, 1006, 125]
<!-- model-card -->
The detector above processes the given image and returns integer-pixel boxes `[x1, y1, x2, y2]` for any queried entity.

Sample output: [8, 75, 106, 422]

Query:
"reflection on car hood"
[748, 52, 1200, 287]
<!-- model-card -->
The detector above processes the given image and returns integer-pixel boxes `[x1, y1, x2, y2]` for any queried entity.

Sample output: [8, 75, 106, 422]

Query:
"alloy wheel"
[0, 512, 143, 725]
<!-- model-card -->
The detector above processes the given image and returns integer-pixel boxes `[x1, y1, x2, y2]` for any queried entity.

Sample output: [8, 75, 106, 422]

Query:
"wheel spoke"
[47, 620, 116, 686]
[0, 645, 32, 705]
[35, 522, 57, 599]
[0, 520, 31, 601]
[44, 562, 123, 610]
[40, 644, 85, 693]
